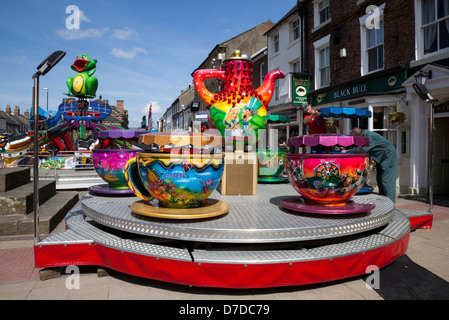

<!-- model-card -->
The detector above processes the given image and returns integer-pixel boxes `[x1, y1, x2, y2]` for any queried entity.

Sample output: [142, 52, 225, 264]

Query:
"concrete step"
[0, 180, 56, 215]
[0, 191, 79, 236]
[0, 167, 31, 192]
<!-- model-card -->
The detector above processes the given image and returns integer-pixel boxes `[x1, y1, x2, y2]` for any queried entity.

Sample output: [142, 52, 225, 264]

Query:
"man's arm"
[304, 115, 312, 124]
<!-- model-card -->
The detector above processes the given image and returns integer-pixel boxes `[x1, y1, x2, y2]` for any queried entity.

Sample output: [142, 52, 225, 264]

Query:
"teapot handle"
[193, 69, 226, 105]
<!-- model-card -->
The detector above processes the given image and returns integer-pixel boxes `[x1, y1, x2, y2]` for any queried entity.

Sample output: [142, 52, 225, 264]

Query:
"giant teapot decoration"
[193, 50, 284, 142]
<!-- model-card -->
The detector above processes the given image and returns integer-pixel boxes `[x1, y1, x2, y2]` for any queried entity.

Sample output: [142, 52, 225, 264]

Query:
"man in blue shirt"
[347, 128, 397, 204]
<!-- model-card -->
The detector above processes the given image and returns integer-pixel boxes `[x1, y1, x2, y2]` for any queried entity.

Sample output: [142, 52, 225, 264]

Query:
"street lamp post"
[32, 51, 65, 244]
[412, 69, 436, 214]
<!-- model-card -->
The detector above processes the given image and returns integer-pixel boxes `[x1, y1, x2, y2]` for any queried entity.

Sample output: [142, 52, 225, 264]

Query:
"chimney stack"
[117, 100, 124, 113]
[5, 105, 11, 115]
[14, 106, 20, 116]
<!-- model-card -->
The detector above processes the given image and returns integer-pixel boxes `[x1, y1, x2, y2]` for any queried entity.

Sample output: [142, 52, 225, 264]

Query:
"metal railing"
[0, 149, 96, 181]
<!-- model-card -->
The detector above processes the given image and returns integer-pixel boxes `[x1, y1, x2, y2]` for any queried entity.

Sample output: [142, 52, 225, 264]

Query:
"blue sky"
[0, 0, 294, 128]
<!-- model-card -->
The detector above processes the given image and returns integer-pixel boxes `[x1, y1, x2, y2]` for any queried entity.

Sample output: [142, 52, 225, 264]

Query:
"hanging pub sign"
[292, 74, 310, 106]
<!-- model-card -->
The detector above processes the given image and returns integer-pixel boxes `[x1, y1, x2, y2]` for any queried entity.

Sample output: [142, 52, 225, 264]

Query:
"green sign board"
[311, 70, 407, 106]
[292, 74, 310, 106]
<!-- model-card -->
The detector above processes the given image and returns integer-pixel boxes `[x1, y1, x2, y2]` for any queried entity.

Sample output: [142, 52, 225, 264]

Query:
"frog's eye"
[82, 55, 87, 59]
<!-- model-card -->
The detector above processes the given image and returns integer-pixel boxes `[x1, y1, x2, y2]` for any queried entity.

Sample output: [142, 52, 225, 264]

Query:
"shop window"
[351, 117, 368, 130]
[373, 109, 385, 129]
[401, 130, 410, 156]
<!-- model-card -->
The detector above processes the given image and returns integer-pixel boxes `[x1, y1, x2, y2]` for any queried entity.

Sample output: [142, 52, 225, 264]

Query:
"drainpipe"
[297, 0, 307, 73]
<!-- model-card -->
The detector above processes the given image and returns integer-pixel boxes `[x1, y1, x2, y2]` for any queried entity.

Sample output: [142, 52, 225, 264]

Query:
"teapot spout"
[255, 69, 285, 104]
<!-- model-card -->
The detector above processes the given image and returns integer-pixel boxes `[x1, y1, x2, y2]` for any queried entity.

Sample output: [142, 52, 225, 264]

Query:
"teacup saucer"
[88, 184, 134, 196]
[280, 196, 375, 215]
[130, 198, 230, 220]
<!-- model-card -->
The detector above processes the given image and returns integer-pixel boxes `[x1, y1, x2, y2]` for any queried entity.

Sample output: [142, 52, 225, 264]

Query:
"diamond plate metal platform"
[38, 205, 409, 265]
[80, 184, 394, 243]
[35, 184, 410, 288]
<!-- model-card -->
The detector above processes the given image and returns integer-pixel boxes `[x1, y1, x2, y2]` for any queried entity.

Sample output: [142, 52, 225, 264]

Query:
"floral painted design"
[286, 154, 369, 205]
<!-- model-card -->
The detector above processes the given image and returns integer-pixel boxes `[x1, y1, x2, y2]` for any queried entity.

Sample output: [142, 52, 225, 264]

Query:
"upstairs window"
[367, 19, 384, 72]
[359, 3, 385, 75]
[422, 0, 449, 54]
[319, 46, 330, 87]
[274, 78, 281, 101]
[292, 18, 300, 41]
[313, 35, 331, 89]
[318, 0, 330, 25]
[260, 61, 267, 85]
[273, 34, 280, 53]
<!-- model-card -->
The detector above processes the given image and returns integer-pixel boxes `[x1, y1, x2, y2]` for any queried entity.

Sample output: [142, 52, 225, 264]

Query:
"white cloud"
[56, 28, 109, 40]
[111, 47, 147, 59]
[79, 10, 91, 23]
[112, 27, 137, 40]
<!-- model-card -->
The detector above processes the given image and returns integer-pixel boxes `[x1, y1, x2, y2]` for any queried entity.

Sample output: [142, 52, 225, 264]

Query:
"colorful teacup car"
[125, 132, 229, 219]
[282, 134, 374, 214]
[89, 130, 147, 195]
[257, 149, 288, 182]
[91, 149, 140, 194]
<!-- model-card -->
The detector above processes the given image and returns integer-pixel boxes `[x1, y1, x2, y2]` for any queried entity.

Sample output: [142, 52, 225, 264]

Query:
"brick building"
[304, 0, 449, 197]
[0, 105, 29, 134]
[265, 0, 449, 198]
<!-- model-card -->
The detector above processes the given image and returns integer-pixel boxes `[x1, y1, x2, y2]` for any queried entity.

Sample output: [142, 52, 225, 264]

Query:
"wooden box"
[218, 152, 257, 195]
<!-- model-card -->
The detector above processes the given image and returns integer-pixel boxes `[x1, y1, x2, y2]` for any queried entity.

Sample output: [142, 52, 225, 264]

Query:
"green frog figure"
[66, 54, 98, 98]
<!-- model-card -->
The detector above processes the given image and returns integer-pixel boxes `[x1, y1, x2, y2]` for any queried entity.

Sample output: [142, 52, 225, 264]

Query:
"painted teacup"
[92, 149, 140, 189]
[286, 153, 369, 205]
[257, 149, 287, 179]
[125, 152, 224, 208]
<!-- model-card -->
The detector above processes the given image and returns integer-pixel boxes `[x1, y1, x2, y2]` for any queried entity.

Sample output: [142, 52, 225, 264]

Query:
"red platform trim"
[409, 214, 433, 231]
[34, 232, 409, 289]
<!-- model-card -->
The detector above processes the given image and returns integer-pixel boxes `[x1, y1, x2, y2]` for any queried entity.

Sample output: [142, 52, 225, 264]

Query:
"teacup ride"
[124, 131, 230, 220]
[281, 133, 375, 214]
[318, 107, 375, 194]
[88, 130, 147, 195]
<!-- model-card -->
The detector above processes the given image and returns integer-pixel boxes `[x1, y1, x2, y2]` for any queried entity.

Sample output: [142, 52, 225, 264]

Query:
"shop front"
[403, 64, 449, 197]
